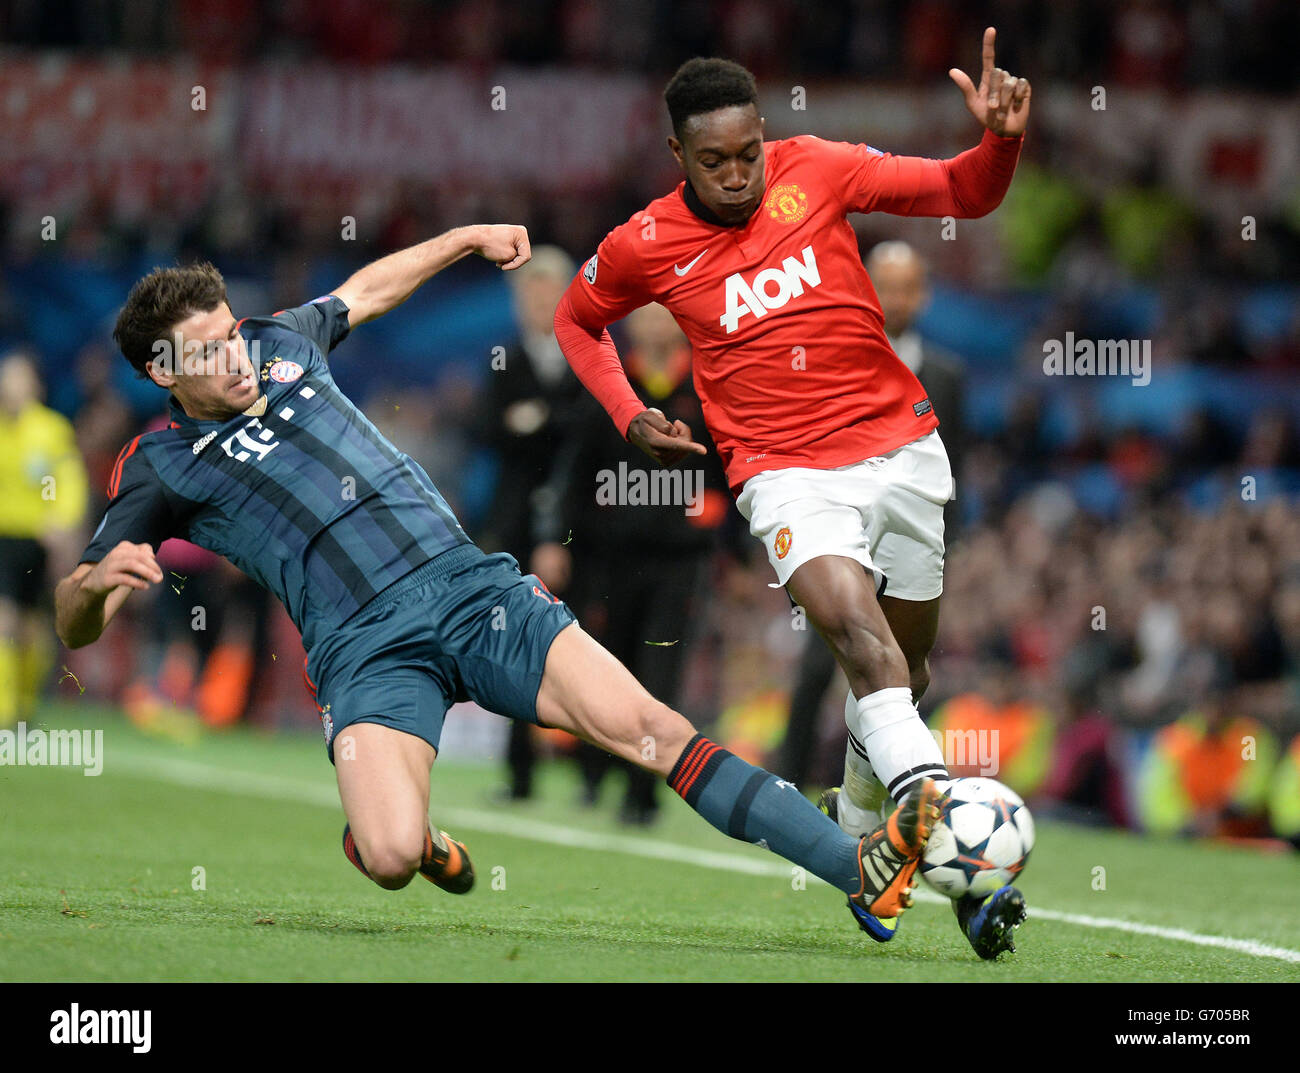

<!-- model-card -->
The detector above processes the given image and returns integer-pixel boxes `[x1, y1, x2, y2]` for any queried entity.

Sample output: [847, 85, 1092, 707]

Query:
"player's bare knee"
[357, 839, 422, 890]
[366, 854, 420, 890]
[635, 701, 693, 774]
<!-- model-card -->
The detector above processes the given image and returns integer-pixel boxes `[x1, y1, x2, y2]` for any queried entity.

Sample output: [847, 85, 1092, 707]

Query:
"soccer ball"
[918, 778, 1034, 899]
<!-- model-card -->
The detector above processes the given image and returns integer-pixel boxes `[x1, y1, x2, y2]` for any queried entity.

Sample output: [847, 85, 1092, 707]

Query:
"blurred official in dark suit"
[533, 303, 729, 824]
[867, 241, 967, 535]
[476, 246, 586, 800]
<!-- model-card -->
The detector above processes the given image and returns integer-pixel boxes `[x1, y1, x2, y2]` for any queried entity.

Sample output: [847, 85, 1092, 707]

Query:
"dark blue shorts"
[304, 545, 577, 762]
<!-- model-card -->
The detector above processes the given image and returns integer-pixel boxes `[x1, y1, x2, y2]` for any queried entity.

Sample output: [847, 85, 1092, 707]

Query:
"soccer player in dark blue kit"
[55, 224, 941, 927]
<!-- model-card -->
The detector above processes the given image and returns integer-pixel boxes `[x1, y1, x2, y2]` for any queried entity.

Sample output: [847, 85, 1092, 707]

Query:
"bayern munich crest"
[268, 359, 304, 383]
[764, 183, 808, 224]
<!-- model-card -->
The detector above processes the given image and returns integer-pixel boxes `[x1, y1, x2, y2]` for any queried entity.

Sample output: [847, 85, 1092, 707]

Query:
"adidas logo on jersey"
[719, 245, 821, 334]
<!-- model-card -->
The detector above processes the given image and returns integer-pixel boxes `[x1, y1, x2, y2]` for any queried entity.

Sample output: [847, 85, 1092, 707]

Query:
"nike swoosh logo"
[674, 249, 708, 276]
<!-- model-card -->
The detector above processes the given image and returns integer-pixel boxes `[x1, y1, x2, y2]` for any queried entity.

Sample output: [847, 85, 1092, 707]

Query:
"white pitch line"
[1017, 907, 1300, 965]
[109, 751, 1300, 965]
[109, 752, 788, 878]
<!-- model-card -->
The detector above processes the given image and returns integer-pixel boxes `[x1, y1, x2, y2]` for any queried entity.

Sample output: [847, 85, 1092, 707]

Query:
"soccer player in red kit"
[555, 29, 1031, 958]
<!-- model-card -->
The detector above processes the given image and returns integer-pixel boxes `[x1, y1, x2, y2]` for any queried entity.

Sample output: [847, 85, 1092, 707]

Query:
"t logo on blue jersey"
[222, 418, 279, 463]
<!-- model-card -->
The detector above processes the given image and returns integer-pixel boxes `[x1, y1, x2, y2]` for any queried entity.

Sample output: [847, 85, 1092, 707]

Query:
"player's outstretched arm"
[54, 542, 163, 649]
[845, 27, 1028, 219]
[948, 26, 1030, 138]
[333, 224, 531, 328]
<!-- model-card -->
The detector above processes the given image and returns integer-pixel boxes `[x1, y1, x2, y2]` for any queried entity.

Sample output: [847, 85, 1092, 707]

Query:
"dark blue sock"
[668, 734, 861, 895]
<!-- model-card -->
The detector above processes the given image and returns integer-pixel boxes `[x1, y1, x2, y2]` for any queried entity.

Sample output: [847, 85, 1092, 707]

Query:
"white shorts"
[735, 430, 953, 600]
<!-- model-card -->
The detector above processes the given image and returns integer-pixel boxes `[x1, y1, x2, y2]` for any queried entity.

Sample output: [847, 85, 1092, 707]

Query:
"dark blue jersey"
[81, 295, 472, 653]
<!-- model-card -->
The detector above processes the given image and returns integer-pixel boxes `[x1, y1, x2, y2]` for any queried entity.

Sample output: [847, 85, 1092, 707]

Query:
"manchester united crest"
[764, 184, 809, 224]
[774, 526, 793, 559]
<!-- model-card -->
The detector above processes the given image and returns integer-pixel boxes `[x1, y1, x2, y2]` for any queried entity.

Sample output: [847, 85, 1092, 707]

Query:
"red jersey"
[554, 129, 1022, 491]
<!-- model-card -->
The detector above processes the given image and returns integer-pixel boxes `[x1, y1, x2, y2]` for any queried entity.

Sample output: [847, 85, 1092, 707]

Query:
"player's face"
[669, 105, 766, 227]
[152, 303, 260, 421]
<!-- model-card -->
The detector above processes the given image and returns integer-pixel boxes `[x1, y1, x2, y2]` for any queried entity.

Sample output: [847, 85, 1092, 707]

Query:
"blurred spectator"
[1270, 733, 1300, 849]
[0, 350, 88, 725]
[929, 668, 1055, 798]
[1037, 638, 1129, 827]
[534, 302, 729, 823]
[474, 245, 586, 801]
[868, 241, 968, 528]
[1134, 681, 1278, 839]
[1100, 154, 1197, 280]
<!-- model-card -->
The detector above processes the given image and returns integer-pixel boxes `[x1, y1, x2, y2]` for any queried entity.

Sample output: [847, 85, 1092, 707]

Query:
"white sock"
[838, 752, 891, 838]
[909, 696, 954, 795]
[849, 686, 948, 801]
[836, 691, 891, 837]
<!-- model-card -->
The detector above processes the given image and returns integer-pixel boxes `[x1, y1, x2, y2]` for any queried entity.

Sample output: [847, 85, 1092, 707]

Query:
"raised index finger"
[982, 26, 997, 81]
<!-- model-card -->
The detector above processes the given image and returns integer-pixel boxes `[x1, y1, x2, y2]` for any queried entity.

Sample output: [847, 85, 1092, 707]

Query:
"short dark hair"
[113, 262, 228, 379]
[664, 57, 759, 139]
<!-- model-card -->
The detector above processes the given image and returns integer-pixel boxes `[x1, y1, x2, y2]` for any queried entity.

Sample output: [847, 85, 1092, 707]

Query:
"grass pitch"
[1, 701, 1297, 983]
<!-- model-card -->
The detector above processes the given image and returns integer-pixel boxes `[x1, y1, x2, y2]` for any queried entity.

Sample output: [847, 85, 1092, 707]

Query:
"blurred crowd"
[3, 0, 1296, 91]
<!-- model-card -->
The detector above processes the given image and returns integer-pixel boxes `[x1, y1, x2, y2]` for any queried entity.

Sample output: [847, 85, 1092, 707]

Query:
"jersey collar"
[167, 395, 207, 430]
[167, 396, 231, 432]
[682, 177, 770, 232]
[682, 180, 734, 228]
[167, 388, 266, 429]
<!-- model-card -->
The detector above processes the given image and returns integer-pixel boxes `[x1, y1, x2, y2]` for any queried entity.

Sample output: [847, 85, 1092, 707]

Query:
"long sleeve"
[553, 231, 653, 438]
[810, 128, 1023, 219]
[80, 441, 177, 564]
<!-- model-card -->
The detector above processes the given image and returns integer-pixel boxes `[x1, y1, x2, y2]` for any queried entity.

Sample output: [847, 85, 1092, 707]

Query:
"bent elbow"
[54, 616, 86, 650]
[552, 291, 576, 336]
[952, 198, 1000, 220]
